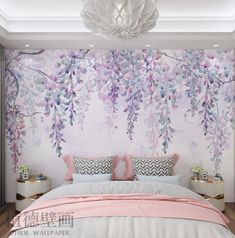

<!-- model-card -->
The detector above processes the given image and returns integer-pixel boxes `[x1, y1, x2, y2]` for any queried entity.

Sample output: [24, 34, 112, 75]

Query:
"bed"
[9, 181, 235, 238]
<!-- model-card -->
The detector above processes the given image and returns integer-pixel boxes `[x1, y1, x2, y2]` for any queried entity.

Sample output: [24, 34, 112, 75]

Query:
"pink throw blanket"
[11, 194, 229, 231]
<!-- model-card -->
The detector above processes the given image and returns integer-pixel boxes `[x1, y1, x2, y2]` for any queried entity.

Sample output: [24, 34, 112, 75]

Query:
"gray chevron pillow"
[74, 156, 113, 175]
[132, 157, 175, 176]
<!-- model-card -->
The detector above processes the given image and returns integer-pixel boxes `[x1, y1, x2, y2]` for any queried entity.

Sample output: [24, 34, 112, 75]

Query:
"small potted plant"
[191, 165, 203, 180]
[19, 165, 30, 180]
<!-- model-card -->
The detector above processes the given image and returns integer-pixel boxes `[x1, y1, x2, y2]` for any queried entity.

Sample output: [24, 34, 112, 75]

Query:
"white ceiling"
[0, 0, 234, 49]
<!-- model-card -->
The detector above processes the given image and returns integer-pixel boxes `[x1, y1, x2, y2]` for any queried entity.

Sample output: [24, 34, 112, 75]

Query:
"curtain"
[0, 45, 5, 211]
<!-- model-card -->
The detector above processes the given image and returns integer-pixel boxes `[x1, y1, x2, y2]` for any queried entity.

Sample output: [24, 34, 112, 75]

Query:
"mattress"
[9, 181, 235, 238]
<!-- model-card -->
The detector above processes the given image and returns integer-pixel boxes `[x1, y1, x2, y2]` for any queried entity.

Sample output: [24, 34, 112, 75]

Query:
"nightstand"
[189, 176, 224, 211]
[16, 175, 50, 212]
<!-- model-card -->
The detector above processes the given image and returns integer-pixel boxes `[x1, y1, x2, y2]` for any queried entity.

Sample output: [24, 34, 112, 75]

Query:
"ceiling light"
[81, 0, 159, 40]
[24, 44, 30, 47]
[145, 44, 151, 47]
[89, 44, 94, 48]
[213, 44, 219, 48]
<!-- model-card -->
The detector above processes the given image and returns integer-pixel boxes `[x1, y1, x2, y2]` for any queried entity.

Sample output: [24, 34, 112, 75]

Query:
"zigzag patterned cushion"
[132, 157, 175, 176]
[74, 156, 113, 175]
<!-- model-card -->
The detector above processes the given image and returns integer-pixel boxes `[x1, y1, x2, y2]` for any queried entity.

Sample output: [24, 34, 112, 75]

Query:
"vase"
[20, 172, 29, 180]
[23, 172, 29, 180]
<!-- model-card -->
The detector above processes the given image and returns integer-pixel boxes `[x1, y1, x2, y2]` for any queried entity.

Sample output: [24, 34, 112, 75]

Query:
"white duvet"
[9, 181, 235, 238]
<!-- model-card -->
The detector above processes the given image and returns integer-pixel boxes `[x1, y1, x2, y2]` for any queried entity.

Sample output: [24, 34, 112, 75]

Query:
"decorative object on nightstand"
[191, 165, 204, 180]
[190, 175, 225, 211]
[18, 165, 30, 181]
[214, 173, 223, 182]
[16, 175, 50, 212]
[201, 171, 208, 181]
[35, 173, 47, 181]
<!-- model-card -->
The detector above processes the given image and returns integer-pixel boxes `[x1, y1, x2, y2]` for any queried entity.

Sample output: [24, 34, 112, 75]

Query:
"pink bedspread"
[11, 194, 229, 231]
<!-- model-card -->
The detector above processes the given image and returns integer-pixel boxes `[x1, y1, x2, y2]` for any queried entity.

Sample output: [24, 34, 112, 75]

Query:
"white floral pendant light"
[81, 0, 159, 40]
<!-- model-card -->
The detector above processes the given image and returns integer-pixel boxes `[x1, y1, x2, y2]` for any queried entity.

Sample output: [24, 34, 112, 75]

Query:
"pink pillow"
[63, 155, 76, 180]
[112, 154, 136, 180]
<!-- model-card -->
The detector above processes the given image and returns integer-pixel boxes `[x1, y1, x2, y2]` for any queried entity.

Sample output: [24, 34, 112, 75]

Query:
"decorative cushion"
[72, 173, 112, 183]
[132, 156, 175, 176]
[64, 154, 179, 181]
[112, 154, 141, 180]
[63, 155, 76, 180]
[74, 156, 113, 175]
[136, 175, 182, 185]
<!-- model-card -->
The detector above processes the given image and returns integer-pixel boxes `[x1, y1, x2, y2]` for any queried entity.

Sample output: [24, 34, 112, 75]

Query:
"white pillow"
[72, 173, 112, 183]
[136, 175, 182, 185]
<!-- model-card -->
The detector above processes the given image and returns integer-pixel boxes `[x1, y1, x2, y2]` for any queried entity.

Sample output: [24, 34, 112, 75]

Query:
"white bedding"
[9, 181, 235, 238]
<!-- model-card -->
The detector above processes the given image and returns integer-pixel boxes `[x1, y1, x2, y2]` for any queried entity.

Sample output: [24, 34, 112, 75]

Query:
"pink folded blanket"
[11, 194, 229, 231]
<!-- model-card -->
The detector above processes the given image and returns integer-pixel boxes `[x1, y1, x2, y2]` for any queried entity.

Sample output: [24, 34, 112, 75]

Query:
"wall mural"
[5, 49, 234, 173]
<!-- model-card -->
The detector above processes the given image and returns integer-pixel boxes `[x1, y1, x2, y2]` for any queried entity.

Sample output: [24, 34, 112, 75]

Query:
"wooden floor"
[1, 203, 235, 237]
[0, 203, 15, 238]
[225, 203, 235, 234]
